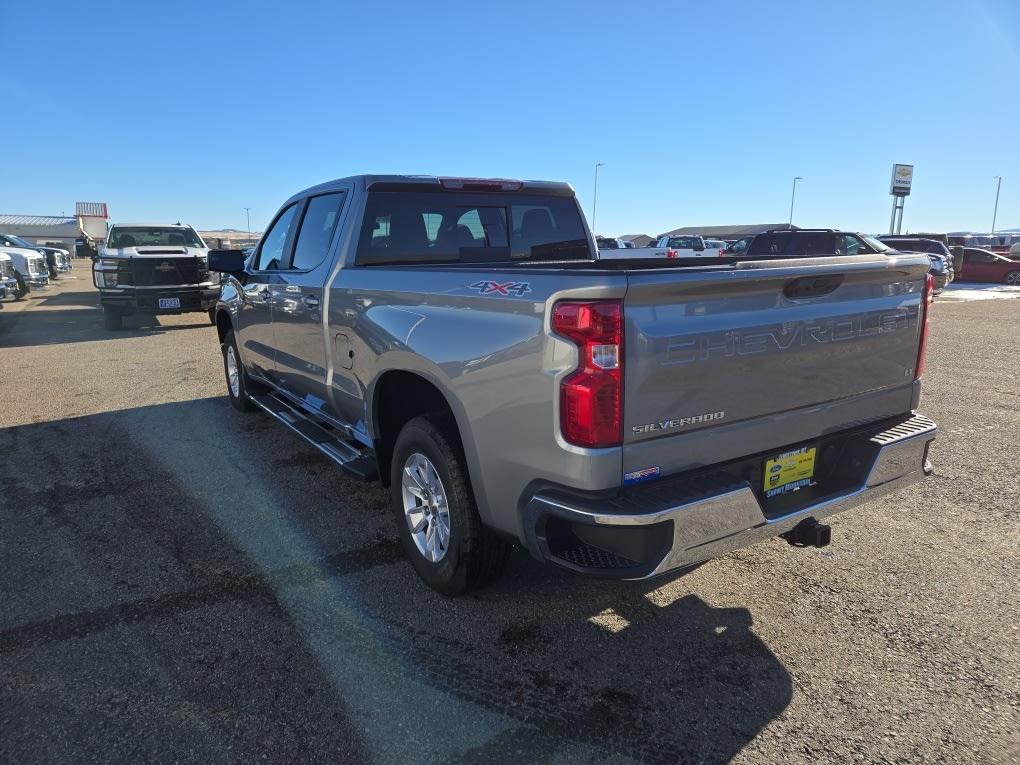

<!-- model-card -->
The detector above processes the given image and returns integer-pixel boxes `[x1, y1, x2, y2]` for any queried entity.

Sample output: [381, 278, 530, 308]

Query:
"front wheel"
[13, 273, 28, 300]
[1005, 270, 1020, 286]
[222, 329, 257, 412]
[390, 416, 511, 595]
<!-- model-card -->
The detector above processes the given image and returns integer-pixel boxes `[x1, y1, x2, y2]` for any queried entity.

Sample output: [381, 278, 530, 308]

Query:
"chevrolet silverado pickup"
[94, 223, 220, 330]
[210, 175, 937, 595]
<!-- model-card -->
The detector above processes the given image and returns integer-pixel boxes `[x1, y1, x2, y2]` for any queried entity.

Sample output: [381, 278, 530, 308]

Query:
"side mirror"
[208, 249, 246, 274]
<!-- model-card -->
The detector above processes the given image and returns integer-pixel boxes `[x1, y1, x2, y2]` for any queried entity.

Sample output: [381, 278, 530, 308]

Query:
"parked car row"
[0, 233, 72, 279]
[0, 232, 64, 305]
[600, 227, 1020, 291]
[596, 234, 723, 259]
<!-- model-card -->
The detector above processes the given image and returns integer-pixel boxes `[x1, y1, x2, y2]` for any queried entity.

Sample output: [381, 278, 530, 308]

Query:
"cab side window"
[255, 203, 299, 271]
[290, 192, 346, 270]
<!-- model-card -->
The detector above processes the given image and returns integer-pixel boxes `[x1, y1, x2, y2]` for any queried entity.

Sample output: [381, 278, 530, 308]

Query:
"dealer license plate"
[158, 297, 181, 309]
[763, 446, 816, 498]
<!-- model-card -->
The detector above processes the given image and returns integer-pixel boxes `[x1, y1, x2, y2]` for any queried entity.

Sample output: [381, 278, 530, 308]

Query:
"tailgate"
[622, 254, 931, 477]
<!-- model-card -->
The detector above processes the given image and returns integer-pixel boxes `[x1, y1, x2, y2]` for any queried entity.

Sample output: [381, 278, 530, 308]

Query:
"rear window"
[665, 236, 702, 250]
[747, 232, 838, 257]
[884, 239, 923, 252]
[747, 232, 792, 256]
[788, 232, 836, 256]
[356, 191, 590, 265]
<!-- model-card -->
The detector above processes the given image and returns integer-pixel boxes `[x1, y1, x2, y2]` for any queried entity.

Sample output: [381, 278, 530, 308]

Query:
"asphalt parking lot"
[1, 275, 1017, 764]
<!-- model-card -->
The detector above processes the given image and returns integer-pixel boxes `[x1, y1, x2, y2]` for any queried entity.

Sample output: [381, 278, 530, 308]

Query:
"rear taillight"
[717, 248, 725, 256]
[915, 273, 934, 379]
[666, 248, 679, 259]
[552, 300, 623, 448]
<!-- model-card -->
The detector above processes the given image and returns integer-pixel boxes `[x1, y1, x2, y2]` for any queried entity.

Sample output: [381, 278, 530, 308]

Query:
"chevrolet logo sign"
[155, 262, 175, 273]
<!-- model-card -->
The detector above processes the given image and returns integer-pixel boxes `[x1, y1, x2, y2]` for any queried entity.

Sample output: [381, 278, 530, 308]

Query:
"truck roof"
[292, 175, 575, 200]
[109, 222, 196, 228]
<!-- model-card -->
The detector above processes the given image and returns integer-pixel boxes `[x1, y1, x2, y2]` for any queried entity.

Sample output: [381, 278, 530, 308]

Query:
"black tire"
[222, 329, 257, 412]
[103, 306, 123, 330]
[13, 273, 28, 300]
[390, 416, 511, 595]
[208, 308, 217, 325]
[1005, 270, 1020, 287]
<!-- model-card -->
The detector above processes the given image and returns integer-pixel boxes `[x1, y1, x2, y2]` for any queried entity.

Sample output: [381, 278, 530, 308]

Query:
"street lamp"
[592, 162, 605, 235]
[789, 176, 803, 226]
[992, 176, 1002, 234]
[243, 207, 252, 242]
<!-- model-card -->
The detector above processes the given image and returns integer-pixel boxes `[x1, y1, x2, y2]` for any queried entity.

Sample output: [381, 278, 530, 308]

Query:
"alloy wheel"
[226, 345, 241, 398]
[401, 452, 451, 563]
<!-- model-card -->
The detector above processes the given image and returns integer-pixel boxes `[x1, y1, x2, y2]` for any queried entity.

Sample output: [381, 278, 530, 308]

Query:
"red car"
[959, 248, 1020, 285]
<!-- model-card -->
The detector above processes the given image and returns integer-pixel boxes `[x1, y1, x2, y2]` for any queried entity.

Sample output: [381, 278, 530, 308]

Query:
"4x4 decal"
[469, 280, 531, 297]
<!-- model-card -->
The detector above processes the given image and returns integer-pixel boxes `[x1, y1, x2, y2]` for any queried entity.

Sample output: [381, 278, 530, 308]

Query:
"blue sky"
[2, 0, 1018, 236]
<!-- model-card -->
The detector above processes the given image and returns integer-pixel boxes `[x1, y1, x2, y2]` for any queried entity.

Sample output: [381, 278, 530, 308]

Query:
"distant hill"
[199, 229, 262, 245]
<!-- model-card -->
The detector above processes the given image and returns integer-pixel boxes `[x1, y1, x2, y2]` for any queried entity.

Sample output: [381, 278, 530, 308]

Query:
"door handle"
[302, 295, 320, 308]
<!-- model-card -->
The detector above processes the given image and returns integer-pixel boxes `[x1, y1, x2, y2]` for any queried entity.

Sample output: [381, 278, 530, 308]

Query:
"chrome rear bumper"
[524, 414, 937, 578]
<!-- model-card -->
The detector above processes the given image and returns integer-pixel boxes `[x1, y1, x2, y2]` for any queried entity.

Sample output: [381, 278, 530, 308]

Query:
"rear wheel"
[1005, 270, 1020, 286]
[390, 416, 511, 595]
[222, 329, 257, 412]
[102, 306, 122, 330]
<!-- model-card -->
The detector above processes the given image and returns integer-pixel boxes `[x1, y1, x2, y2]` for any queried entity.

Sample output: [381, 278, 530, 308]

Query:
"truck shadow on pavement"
[0, 289, 214, 348]
[0, 399, 792, 764]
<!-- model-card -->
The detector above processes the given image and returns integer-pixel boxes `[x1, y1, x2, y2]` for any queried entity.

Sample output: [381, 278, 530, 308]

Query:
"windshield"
[4, 234, 39, 249]
[107, 227, 205, 249]
[862, 235, 893, 252]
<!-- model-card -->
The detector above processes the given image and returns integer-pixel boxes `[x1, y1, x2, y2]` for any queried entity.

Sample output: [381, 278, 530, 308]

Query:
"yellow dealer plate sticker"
[763, 447, 816, 498]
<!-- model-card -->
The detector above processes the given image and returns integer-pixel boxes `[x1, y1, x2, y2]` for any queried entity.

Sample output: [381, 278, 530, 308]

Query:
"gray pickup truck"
[210, 175, 937, 595]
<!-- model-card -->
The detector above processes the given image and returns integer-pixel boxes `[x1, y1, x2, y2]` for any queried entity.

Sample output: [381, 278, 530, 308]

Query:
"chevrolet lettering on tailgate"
[665, 309, 918, 365]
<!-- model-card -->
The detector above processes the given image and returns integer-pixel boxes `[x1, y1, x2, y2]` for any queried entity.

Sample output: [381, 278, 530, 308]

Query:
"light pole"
[592, 162, 605, 235]
[243, 207, 252, 242]
[991, 176, 1002, 234]
[789, 176, 803, 226]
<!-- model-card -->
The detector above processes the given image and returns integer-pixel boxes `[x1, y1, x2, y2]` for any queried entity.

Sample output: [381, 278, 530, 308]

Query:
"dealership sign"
[890, 164, 914, 196]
